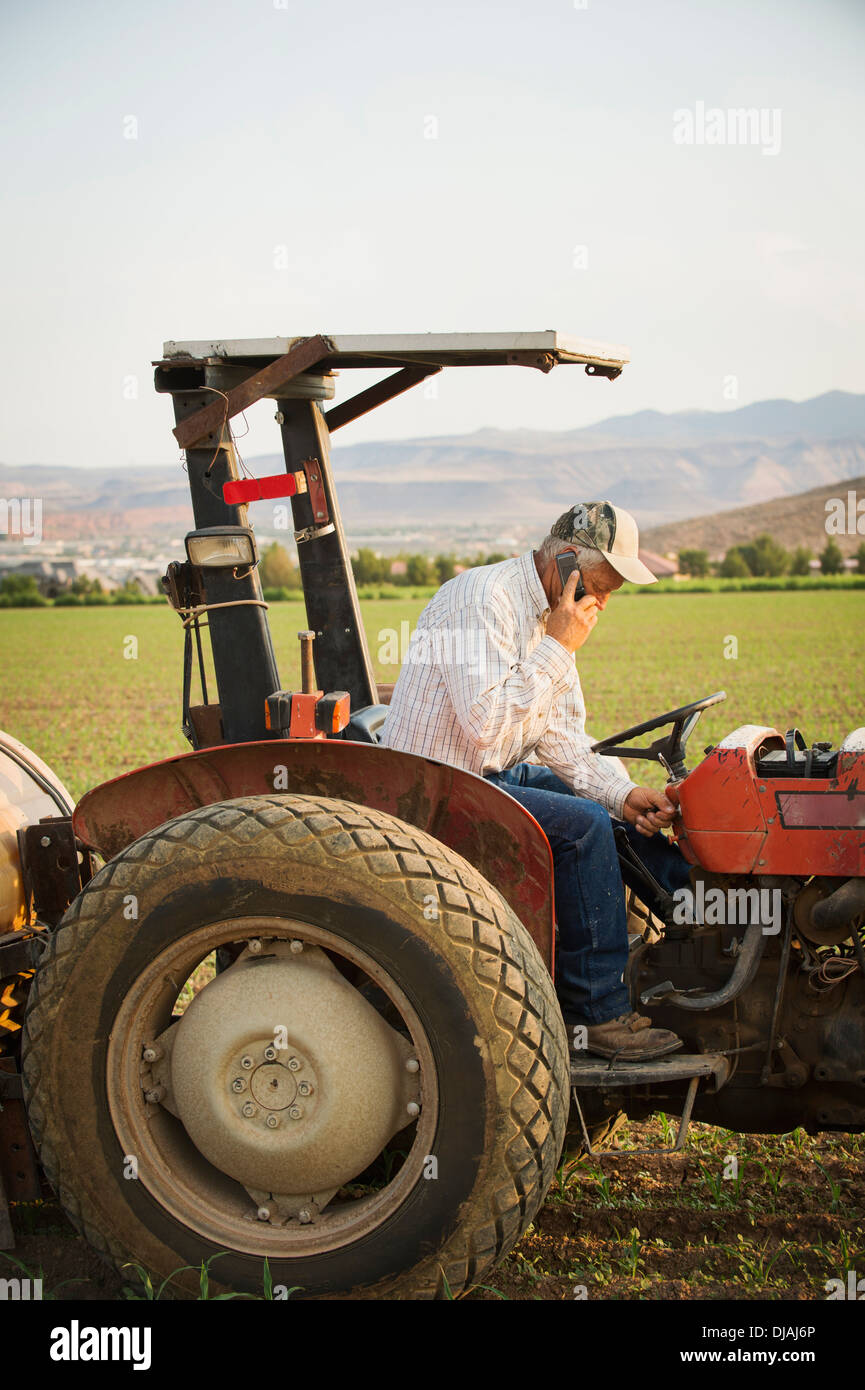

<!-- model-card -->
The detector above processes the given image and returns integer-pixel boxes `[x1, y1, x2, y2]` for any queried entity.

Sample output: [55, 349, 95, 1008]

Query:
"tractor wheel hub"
[249, 1061, 298, 1110]
[168, 944, 413, 1197]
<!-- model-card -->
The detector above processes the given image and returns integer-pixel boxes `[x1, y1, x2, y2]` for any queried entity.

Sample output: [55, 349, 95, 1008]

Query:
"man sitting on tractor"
[380, 500, 689, 1061]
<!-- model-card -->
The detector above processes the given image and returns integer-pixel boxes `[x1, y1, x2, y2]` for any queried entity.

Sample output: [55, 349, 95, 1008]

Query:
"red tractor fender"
[73, 740, 556, 969]
[676, 725, 865, 877]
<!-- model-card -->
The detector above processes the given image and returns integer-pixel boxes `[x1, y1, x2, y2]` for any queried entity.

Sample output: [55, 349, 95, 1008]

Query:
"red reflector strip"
[223, 473, 299, 505]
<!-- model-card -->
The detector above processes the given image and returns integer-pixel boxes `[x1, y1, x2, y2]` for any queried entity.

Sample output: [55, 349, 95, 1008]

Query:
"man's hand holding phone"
[547, 569, 599, 653]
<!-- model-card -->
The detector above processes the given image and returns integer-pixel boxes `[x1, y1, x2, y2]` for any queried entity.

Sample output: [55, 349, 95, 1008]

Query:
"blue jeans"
[484, 763, 691, 1027]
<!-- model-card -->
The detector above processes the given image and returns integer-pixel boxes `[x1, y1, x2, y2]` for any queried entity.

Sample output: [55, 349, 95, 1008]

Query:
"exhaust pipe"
[640, 921, 768, 1011]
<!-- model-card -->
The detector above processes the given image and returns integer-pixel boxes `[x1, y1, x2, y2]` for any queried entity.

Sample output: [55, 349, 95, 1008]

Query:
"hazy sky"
[2, 0, 863, 472]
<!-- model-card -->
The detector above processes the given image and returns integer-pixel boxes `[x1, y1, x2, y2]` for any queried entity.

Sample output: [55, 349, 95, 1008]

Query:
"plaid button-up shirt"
[379, 550, 638, 818]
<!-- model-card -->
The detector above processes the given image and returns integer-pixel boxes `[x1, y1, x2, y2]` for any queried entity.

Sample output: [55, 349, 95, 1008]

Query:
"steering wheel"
[591, 692, 727, 781]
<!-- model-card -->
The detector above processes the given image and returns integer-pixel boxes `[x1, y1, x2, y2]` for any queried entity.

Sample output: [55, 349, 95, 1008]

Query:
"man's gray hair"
[536, 532, 607, 576]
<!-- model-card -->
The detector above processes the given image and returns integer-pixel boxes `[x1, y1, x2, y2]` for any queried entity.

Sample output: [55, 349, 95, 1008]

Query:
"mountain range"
[1, 390, 863, 551]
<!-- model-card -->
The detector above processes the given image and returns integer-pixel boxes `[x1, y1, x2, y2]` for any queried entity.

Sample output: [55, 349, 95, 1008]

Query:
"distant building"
[0, 558, 62, 595]
[126, 571, 161, 596]
[638, 548, 681, 580]
[0, 555, 122, 596]
[809, 557, 859, 573]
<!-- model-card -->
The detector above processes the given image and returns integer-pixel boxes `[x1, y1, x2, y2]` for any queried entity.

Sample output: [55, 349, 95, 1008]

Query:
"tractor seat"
[345, 704, 389, 745]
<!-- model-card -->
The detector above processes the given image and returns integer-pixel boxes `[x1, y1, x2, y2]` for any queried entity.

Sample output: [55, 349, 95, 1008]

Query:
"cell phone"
[556, 550, 585, 601]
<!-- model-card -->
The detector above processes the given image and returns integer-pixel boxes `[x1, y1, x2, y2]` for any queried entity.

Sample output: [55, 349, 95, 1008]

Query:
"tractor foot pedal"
[569, 1052, 730, 1157]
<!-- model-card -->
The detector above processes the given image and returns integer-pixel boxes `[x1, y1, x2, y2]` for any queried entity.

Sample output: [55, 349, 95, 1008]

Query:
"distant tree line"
[258, 543, 509, 591]
[679, 537, 865, 580]
[0, 574, 151, 607]
[4, 539, 863, 610]
[0, 546, 511, 609]
[350, 548, 507, 587]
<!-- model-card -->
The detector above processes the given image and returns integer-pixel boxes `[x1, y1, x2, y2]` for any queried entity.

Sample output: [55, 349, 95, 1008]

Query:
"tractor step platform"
[570, 1050, 729, 1090]
[570, 1053, 731, 1157]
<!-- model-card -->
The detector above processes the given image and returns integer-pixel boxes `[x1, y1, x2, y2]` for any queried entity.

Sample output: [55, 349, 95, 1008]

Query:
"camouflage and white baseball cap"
[550, 500, 657, 585]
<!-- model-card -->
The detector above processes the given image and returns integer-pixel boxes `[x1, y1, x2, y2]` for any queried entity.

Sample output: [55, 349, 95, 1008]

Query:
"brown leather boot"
[582, 1011, 683, 1061]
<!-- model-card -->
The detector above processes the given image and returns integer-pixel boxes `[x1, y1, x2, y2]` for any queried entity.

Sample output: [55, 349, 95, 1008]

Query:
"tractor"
[0, 331, 863, 1299]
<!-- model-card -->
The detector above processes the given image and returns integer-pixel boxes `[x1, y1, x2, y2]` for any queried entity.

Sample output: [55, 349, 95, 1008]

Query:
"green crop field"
[0, 589, 861, 801]
[1, 588, 863, 1300]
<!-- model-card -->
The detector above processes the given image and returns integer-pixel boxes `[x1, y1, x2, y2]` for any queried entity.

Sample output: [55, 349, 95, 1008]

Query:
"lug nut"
[248, 939, 262, 955]
[288, 1105, 303, 1120]
[231, 1078, 246, 1093]
[266, 1114, 279, 1129]
[290, 939, 304, 954]
[297, 1081, 312, 1096]
[144, 1087, 165, 1105]
[406, 1101, 420, 1118]
[405, 1058, 420, 1073]
[287, 1057, 301, 1072]
[257, 1206, 271, 1221]
[263, 1045, 277, 1061]
[240, 1056, 254, 1070]
[142, 1045, 162, 1064]
[242, 1101, 256, 1118]
[298, 1208, 312, 1224]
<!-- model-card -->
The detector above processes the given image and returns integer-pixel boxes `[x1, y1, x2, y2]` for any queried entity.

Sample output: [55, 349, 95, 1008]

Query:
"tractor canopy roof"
[156, 332, 631, 450]
[159, 330, 629, 376]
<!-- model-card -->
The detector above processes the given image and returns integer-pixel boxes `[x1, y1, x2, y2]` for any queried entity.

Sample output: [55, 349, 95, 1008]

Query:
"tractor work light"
[185, 526, 258, 570]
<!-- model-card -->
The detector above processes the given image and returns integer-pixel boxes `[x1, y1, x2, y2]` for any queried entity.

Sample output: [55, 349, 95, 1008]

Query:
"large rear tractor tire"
[22, 794, 568, 1299]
